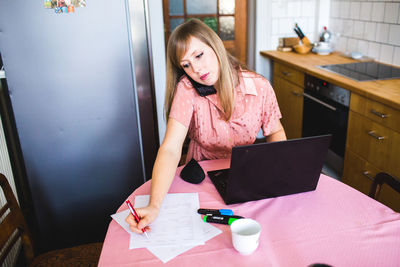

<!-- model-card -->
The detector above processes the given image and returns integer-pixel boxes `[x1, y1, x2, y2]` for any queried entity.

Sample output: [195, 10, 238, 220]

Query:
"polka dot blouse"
[169, 70, 282, 163]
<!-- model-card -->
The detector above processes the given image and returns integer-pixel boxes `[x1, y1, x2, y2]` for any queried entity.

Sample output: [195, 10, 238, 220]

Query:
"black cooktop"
[319, 62, 400, 81]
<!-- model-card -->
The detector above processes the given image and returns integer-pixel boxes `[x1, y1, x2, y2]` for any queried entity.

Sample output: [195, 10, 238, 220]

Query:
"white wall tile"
[272, 18, 279, 35]
[393, 47, 400, 66]
[336, 19, 344, 34]
[308, 17, 316, 36]
[331, 1, 340, 18]
[379, 44, 394, 64]
[288, 1, 301, 18]
[384, 3, 399, 24]
[342, 20, 354, 37]
[376, 23, 389, 43]
[371, 3, 385, 22]
[331, 18, 343, 34]
[350, 2, 360, 20]
[363, 22, 376, 41]
[340, 1, 351, 19]
[399, 9, 400, 24]
[302, 1, 316, 18]
[336, 36, 348, 52]
[358, 40, 369, 56]
[347, 38, 358, 52]
[271, 35, 280, 50]
[279, 18, 293, 35]
[296, 1, 303, 18]
[272, 2, 286, 18]
[367, 42, 380, 60]
[353, 21, 364, 39]
[360, 2, 372, 21]
[328, 1, 400, 66]
[389, 25, 400, 46]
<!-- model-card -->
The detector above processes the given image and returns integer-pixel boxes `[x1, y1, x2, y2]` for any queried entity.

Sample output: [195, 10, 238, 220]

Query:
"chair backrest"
[0, 173, 35, 265]
[368, 172, 400, 200]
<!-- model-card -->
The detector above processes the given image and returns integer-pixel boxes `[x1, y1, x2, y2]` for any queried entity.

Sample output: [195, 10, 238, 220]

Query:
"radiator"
[0, 115, 21, 267]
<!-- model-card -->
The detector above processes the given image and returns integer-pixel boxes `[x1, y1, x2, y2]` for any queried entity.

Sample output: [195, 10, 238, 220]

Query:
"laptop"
[207, 135, 332, 204]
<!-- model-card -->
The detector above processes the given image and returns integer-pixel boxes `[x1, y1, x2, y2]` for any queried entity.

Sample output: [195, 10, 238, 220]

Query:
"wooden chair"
[0, 173, 103, 266]
[368, 172, 400, 201]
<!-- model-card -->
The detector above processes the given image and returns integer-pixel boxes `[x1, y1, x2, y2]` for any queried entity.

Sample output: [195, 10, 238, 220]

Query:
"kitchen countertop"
[260, 50, 400, 110]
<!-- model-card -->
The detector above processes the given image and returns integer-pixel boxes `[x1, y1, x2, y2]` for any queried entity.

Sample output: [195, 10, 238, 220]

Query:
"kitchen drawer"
[343, 150, 400, 212]
[347, 111, 400, 178]
[273, 62, 304, 87]
[342, 150, 380, 195]
[350, 93, 400, 133]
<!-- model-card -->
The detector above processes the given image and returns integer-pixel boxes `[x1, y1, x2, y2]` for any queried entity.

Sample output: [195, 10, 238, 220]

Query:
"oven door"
[302, 90, 348, 158]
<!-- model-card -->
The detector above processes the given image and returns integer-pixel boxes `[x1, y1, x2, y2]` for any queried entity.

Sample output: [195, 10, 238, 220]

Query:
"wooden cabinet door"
[343, 149, 400, 212]
[342, 150, 380, 195]
[274, 76, 303, 139]
[346, 111, 400, 178]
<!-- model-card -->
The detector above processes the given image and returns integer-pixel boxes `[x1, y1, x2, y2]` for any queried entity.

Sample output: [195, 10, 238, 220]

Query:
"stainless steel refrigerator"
[0, 0, 158, 252]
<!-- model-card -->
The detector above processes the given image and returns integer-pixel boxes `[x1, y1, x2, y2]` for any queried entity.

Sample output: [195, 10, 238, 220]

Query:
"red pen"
[126, 200, 149, 239]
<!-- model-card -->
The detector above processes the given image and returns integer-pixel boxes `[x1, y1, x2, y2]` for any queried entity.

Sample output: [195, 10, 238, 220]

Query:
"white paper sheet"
[130, 193, 205, 248]
[147, 217, 222, 263]
[110, 193, 222, 263]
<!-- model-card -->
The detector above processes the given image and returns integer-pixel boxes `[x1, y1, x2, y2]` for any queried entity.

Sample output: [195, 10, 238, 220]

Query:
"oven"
[302, 75, 350, 179]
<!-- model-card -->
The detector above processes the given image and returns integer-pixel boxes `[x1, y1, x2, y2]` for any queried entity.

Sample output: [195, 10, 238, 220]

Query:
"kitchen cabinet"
[262, 51, 400, 212]
[273, 62, 304, 139]
[343, 94, 400, 211]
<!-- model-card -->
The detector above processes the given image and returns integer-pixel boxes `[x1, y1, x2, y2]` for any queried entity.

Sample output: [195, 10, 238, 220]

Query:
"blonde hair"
[165, 19, 244, 121]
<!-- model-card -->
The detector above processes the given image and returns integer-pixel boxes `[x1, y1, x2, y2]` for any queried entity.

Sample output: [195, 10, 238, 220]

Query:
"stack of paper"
[111, 193, 222, 263]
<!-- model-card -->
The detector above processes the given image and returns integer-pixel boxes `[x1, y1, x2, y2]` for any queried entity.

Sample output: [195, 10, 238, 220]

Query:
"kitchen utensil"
[294, 44, 312, 54]
[293, 23, 311, 46]
[312, 42, 332, 55]
[320, 26, 332, 42]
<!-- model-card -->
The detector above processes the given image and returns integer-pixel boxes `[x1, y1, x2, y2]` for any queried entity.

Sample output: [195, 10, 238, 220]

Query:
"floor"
[322, 163, 341, 181]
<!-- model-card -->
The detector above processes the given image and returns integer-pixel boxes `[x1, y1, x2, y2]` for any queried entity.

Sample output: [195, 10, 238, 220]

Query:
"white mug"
[230, 218, 261, 255]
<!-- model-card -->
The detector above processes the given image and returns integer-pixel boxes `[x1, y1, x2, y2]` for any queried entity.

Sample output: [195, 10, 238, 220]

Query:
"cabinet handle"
[367, 130, 385, 140]
[291, 91, 302, 97]
[370, 109, 388, 118]
[282, 71, 291, 76]
[362, 171, 374, 181]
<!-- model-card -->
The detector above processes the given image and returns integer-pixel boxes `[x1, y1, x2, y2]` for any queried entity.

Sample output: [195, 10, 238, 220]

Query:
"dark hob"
[319, 62, 400, 81]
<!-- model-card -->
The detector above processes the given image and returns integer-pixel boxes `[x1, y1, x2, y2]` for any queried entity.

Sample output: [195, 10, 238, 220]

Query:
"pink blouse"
[169, 70, 282, 162]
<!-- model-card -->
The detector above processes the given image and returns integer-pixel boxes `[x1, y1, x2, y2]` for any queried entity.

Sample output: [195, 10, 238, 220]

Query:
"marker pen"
[203, 215, 243, 225]
[197, 208, 234, 216]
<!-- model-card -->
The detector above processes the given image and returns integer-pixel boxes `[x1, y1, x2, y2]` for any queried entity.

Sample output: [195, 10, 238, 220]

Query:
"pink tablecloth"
[99, 159, 400, 267]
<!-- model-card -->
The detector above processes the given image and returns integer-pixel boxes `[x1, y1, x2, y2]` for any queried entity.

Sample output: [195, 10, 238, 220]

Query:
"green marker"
[203, 215, 243, 225]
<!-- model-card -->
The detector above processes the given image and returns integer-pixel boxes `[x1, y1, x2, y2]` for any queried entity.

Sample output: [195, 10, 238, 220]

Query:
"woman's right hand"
[125, 204, 160, 234]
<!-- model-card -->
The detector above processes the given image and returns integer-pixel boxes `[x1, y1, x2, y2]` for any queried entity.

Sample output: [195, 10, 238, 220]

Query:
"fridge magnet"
[44, 0, 85, 13]
[57, 0, 66, 7]
[72, 0, 86, 7]
[44, 0, 52, 8]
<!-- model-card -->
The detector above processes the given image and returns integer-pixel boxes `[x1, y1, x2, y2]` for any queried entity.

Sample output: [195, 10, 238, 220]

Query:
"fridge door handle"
[0, 66, 5, 79]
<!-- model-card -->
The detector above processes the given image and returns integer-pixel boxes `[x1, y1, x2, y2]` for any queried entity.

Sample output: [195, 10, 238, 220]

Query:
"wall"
[330, 0, 400, 66]
[254, 0, 326, 79]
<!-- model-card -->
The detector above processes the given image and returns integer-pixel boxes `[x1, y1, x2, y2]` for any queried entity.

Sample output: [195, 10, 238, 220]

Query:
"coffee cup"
[230, 218, 261, 255]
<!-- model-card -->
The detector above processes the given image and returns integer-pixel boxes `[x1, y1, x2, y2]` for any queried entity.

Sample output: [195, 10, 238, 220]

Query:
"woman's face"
[180, 37, 220, 87]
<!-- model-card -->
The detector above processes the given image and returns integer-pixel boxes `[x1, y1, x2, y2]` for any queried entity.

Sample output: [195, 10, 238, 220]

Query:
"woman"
[126, 19, 286, 234]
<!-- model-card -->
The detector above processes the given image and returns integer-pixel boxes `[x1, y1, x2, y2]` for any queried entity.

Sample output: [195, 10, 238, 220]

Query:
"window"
[163, 0, 247, 63]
